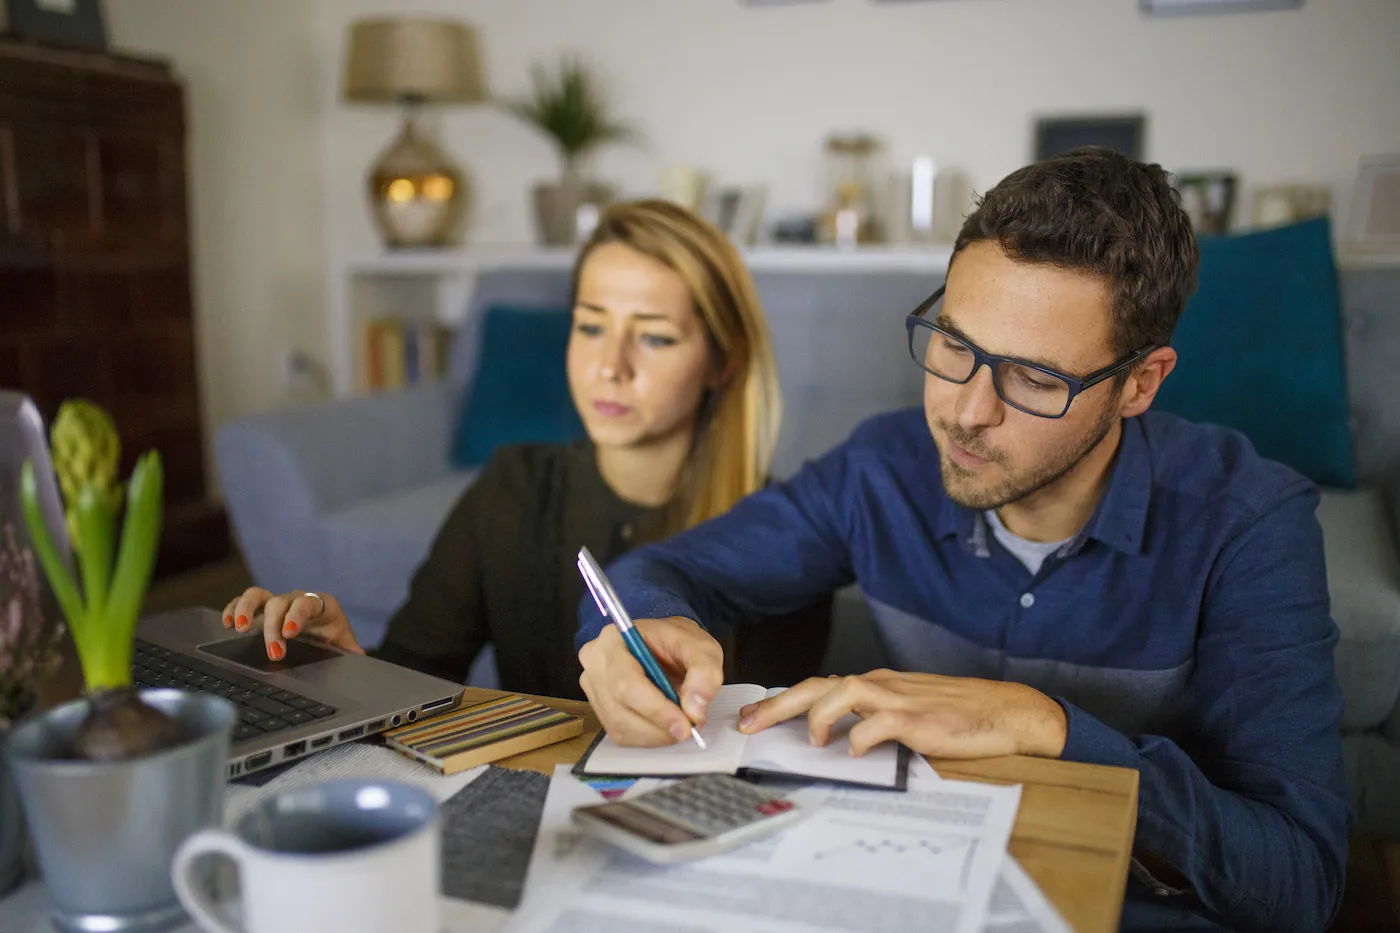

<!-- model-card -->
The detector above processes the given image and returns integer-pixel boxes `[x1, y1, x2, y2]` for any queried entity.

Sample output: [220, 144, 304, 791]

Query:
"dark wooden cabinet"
[0, 37, 227, 577]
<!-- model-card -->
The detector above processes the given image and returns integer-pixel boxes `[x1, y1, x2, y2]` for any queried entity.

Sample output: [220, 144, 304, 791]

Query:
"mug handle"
[172, 828, 247, 933]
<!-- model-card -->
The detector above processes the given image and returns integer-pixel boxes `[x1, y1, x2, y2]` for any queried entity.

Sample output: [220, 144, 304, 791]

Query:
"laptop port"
[407, 709, 419, 723]
[311, 735, 332, 749]
[421, 696, 456, 715]
[246, 751, 272, 770]
[283, 740, 306, 758]
[338, 725, 364, 741]
[390, 714, 402, 727]
[368, 719, 386, 732]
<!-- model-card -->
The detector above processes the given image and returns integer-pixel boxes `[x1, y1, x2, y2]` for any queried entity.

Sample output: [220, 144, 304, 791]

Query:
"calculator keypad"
[629, 773, 792, 838]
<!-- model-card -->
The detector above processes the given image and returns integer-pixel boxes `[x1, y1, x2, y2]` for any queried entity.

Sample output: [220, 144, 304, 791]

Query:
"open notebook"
[573, 684, 908, 790]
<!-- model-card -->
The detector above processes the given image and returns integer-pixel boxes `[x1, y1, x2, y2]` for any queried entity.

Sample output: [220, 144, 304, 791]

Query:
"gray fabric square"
[440, 765, 550, 909]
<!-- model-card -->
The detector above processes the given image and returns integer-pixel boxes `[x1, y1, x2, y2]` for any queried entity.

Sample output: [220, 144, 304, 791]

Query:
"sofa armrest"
[215, 383, 456, 590]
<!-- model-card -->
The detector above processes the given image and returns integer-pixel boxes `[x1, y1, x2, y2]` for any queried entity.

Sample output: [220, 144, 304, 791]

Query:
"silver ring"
[302, 592, 326, 617]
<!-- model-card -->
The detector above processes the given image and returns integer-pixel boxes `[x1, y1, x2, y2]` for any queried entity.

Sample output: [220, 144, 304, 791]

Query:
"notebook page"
[735, 686, 900, 786]
[581, 683, 766, 775]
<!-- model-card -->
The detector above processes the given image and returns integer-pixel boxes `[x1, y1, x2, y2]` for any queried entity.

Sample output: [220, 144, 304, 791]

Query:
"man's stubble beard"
[936, 394, 1121, 511]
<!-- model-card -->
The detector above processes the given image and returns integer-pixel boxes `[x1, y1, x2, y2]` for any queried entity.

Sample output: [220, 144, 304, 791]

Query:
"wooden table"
[479, 686, 1139, 933]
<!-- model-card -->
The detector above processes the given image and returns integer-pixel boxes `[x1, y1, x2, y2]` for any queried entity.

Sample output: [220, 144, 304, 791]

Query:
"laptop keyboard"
[133, 639, 338, 743]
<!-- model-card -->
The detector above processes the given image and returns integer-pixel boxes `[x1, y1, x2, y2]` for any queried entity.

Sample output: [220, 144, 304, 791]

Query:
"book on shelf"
[383, 694, 585, 776]
[359, 318, 455, 392]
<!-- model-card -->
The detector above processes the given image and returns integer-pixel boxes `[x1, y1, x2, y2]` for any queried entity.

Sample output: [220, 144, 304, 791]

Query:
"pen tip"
[691, 727, 707, 750]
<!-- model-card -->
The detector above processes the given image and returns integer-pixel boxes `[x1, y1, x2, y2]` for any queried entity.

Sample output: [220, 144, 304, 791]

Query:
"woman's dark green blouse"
[370, 440, 831, 700]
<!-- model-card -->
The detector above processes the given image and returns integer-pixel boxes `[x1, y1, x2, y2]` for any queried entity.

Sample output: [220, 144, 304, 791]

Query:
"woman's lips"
[592, 400, 632, 418]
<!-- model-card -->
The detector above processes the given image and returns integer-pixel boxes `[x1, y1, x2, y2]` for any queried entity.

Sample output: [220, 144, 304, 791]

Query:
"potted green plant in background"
[504, 55, 637, 245]
[5, 399, 234, 933]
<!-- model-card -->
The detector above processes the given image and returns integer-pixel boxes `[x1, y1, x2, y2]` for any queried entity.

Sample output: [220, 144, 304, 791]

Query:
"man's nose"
[955, 364, 1004, 430]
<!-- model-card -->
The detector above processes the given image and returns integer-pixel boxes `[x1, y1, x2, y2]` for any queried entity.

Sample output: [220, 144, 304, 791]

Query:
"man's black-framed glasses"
[905, 286, 1153, 419]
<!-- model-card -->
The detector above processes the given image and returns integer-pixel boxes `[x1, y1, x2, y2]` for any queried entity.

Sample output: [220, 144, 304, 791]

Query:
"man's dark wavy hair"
[952, 147, 1200, 360]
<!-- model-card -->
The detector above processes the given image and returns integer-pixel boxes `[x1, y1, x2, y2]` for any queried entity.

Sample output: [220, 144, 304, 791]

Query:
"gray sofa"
[215, 264, 1400, 840]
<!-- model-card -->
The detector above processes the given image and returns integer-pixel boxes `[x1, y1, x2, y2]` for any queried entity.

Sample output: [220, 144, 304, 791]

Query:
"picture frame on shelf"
[3, 0, 107, 49]
[1034, 115, 1145, 163]
[1346, 156, 1400, 255]
[1174, 172, 1238, 235]
[704, 185, 768, 246]
[1142, 0, 1301, 15]
[1251, 183, 1330, 230]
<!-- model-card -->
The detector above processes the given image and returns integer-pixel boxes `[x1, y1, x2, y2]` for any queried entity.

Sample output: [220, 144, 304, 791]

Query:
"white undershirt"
[984, 509, 1071, 575]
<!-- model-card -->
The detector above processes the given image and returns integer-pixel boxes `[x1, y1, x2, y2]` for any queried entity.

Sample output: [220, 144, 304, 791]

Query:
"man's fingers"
[581, 666, 686, 747]
[847, 710, 913, 757]
[636, 619, 722, 725]
[739, 677, 835, 734]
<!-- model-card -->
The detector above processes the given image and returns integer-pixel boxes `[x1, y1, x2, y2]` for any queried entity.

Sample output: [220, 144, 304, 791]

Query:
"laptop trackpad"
[199, 635, 339, 673]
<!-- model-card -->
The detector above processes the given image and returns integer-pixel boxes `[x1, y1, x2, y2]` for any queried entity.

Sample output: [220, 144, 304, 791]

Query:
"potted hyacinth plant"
[5, 400, 235, 932]
[503, 56, 637, 245]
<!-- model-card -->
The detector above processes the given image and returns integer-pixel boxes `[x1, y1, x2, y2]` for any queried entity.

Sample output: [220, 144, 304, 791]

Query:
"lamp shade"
[343, 18, 486, 104]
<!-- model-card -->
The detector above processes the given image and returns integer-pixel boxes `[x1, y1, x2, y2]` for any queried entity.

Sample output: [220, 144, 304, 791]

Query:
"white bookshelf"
[329, 243, 955, 396]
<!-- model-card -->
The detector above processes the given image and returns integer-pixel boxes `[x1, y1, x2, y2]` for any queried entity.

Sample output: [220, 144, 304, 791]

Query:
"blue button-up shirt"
[577, 408, 1349, 932]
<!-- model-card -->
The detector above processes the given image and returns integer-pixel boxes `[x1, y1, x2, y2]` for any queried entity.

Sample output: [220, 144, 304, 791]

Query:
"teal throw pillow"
[449, 305, 584, 468]
[1152, 217, 1356, 487]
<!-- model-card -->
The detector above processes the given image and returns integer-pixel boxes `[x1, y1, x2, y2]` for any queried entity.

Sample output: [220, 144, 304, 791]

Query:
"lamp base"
[368, 109, 468, 248]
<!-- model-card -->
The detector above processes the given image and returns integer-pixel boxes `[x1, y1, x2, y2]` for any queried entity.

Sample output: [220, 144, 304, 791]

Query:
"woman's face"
[567, 242, 719, 454]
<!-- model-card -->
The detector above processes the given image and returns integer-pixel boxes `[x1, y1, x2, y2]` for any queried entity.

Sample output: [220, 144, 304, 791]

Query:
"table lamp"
[343, 17, 486, 248]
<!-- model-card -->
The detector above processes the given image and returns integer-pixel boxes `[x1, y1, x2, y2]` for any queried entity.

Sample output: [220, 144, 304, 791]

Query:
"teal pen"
[577, 547, 707, 749]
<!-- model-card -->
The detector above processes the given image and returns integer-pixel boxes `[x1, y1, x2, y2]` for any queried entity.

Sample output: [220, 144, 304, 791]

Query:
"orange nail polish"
[284, 620, 299, 636]
[223, 614, 233, 626]
[269, 642, 284, 661]
[237, 615, 249, 628]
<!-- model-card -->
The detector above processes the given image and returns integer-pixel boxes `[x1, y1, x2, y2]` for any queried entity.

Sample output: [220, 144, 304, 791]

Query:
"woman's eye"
[639, 333, 677, 348]
[575, 323, 603, 337]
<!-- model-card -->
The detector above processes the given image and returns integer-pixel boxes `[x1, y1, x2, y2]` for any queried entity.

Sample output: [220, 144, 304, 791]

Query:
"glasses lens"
[910, 323, 977, 382]
[995, 361, 1071, 417]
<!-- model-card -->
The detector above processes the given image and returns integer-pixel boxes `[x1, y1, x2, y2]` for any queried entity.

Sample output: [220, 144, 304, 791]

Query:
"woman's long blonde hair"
[572, 200, 782, 533]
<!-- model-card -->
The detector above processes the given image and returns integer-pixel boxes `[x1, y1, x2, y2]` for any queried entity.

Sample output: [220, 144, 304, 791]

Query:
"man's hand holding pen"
[577, 616, 724, 747]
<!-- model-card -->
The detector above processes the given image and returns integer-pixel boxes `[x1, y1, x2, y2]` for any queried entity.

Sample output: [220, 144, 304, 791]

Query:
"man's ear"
[1118, 347, 1177, 419]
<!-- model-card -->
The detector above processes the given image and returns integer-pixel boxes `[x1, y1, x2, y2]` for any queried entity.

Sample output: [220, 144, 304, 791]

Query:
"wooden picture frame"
[1034, 115, 1146, 163]
[1142, 0, 1301, 15]
[1347, 155, 1400, 254]
[3, 0, 106, 49]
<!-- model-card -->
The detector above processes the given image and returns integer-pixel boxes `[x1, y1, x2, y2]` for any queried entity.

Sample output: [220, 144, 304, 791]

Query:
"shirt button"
[1019, 592, 1035, 609]
[620, 524, 634, 542]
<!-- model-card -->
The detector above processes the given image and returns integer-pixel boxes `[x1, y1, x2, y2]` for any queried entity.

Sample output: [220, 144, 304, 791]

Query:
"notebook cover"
[570, 729, 911, 791]
[385, 695, 583, 776]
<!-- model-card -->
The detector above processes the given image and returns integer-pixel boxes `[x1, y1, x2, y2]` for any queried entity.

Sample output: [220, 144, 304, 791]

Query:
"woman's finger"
[230, 587, 271, 634]
[281, 592, 327, 639]
[261, 594, 292, 661]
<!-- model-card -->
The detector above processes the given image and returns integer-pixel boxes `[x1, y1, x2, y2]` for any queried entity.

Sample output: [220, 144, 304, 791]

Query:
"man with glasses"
[575, 148, 1347, 932]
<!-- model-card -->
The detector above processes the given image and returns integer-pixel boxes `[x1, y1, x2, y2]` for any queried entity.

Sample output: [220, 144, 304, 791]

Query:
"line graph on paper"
[778, 820, 982, 896]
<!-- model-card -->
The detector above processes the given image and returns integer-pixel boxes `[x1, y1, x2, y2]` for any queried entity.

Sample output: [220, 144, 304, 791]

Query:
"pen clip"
[577, 555, 609, 618]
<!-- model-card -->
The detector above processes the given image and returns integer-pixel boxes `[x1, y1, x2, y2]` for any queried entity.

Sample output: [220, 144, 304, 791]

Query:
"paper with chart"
[507, 768, 1020, 933]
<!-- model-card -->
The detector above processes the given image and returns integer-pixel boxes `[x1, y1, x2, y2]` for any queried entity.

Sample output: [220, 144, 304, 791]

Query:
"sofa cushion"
[1153, 218, 1357, 488]
[449, 305, 584, 468]
[1318, 487, 1400, 732]
[319, 471, 478, 627]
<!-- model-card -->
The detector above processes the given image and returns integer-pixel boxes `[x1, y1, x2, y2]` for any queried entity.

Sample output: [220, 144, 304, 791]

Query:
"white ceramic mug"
[171, 779, 439, 933]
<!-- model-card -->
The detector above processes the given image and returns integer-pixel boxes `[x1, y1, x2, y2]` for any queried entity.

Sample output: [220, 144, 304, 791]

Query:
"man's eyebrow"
[575, 302, 674, 323]
[932, 312, 1071, 375]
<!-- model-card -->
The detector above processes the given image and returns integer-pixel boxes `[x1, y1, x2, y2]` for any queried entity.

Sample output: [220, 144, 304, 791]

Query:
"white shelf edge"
[340, 244, 956, 276]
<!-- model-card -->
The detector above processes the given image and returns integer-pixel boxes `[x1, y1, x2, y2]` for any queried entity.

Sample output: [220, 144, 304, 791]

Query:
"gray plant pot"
[5, 689, 234, 933]
[0, 733, 26, 897]
[533, 178, 615, 246]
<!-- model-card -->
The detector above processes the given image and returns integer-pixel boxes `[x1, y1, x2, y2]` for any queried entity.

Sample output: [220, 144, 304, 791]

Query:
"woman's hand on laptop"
[223, 587, 365, 661]
[578, 617, 723, 747]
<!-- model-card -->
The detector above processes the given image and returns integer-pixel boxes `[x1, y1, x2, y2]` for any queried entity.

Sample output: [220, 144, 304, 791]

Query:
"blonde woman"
[224, 200, 830, 699]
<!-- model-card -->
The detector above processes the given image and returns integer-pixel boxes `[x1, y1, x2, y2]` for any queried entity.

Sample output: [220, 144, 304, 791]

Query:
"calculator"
[571, 773, 808, 864]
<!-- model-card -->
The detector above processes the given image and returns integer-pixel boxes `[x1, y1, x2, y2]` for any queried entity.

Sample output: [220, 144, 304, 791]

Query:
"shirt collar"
[1069, 416, 1152, 557]
[934, 416, 1153, 558]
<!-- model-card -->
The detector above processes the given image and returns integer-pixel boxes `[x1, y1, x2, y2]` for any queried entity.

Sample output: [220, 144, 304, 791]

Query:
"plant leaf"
[100, 451, 163, 689]
[500, 56, 637, 162]
[19, 460, 94, 681]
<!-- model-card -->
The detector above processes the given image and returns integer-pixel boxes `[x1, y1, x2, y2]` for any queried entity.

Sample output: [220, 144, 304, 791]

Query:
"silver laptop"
[136, 608, 465, 779]
[1, 390, 465, 780]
